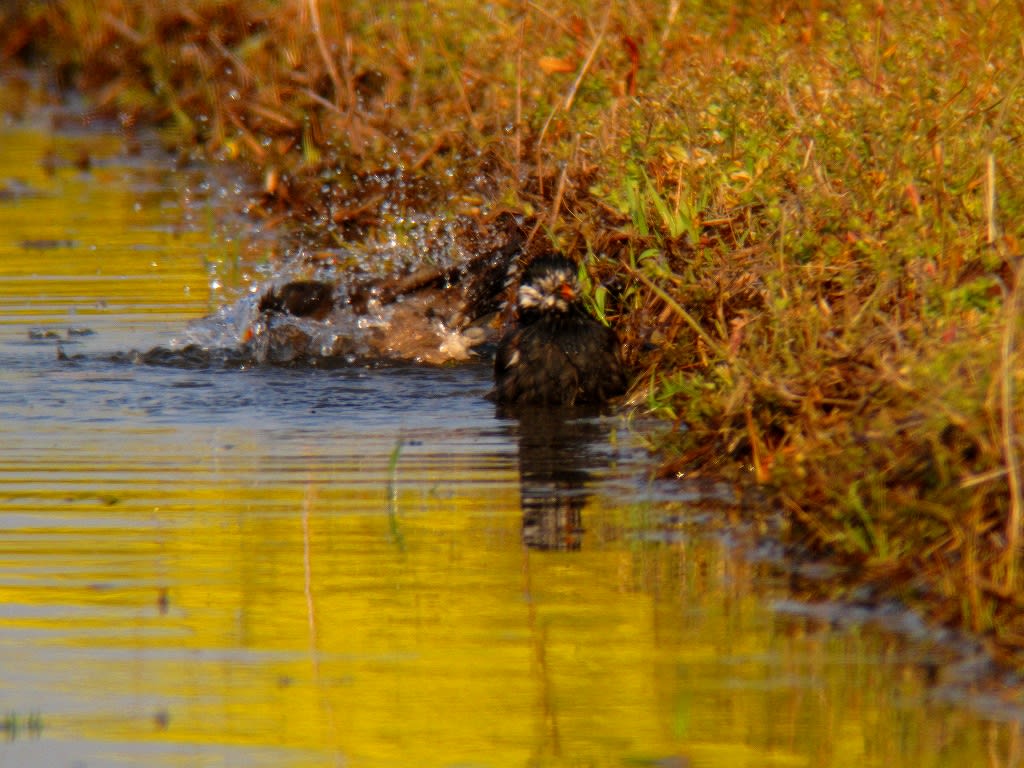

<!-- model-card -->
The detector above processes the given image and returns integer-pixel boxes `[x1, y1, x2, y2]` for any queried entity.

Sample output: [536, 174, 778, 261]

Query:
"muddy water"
[1, 118, 1023, 768]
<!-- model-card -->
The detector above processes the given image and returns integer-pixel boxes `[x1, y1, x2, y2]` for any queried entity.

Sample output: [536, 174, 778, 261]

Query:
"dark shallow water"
[1, 105, 1023, 768]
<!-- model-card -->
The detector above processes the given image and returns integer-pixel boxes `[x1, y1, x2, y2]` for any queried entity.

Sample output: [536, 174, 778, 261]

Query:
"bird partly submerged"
[245, 250, 628, 405]
[490, 255, 627, 407]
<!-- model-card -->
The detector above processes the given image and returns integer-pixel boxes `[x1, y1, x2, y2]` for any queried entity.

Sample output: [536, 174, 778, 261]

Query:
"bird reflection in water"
[488, 253, 628, 549]
[498, 404, 611, 551]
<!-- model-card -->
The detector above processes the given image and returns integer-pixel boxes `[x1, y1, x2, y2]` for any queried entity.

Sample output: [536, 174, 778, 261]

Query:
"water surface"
[1, 111, 1022, 767]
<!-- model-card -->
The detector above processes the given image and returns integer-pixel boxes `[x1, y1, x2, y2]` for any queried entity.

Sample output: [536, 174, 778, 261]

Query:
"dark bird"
[491, 255, 627, 406]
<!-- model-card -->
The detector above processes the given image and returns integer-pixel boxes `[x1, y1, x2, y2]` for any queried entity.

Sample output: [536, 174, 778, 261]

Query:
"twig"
[629, 265, 803, 406]
[960, 466, 1009, 489]
[535, 3, 611, 194]
[428, 3, 478, 130]
[514, 11, 525, 185]
[986, 152, 998, 244]
[522, 0, 576, 37]
[302, 86, 346, 115]
[411, 132, 450, 171]
[628, 266, 730, 360]
[661, 0, 682, 46]
[100, 11, 145, 46]
[386, 438, 406, 551]
[561, 6, 610, 113]
[1002, 264, 1023, 587]
[307, 0, 346, 111]
[302, 483, 319, 647]
[780, 493, 839, 546]
[745, 404, 771, 484]
[548, 135, 579, 230]
[246, 101, 300, 130]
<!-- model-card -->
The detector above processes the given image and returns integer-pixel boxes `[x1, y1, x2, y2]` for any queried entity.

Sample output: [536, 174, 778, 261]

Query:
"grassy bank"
[3, 1, 1023, 669]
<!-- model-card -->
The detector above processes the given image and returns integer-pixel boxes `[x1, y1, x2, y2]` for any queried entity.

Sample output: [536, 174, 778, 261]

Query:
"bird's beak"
[558, 282, 575, 301]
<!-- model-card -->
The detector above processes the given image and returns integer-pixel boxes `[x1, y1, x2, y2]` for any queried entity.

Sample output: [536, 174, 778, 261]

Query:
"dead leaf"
[538, 56, 575, 75]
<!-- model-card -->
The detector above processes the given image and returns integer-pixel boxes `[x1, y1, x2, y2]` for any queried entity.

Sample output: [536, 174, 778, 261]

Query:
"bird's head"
[516, 255, 580, 315]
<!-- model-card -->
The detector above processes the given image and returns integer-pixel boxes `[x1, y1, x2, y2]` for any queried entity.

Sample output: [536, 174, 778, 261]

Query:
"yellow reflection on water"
[2, 468, 1015, 768]
[0, 124, 225, 336]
